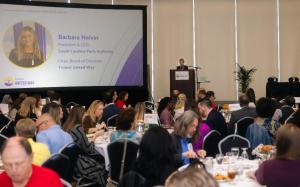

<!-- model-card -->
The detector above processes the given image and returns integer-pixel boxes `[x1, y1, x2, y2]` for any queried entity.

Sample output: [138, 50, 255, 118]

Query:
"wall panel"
[280, 0, 300, 82]
[238, 0, 277, 99]
[196, 0, 236, 101]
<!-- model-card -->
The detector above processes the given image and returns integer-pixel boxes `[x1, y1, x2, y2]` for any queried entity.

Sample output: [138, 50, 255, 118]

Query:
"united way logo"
[3, 77, 14, 87]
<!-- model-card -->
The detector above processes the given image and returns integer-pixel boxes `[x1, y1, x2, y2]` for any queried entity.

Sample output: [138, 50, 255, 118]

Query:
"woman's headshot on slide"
[9, 26, 44, 68]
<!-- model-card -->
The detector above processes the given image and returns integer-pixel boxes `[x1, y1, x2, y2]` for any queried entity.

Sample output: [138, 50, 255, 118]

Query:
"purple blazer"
[192, 123, 211, 151]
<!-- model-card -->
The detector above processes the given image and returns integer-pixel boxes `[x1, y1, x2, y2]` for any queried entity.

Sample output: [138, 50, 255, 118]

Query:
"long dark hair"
[117, 91, 128, 101]
[134, 126, 176, 184]
[246, 88, 256, 103]
[157, 97, 171, 117]
[63, 105, 85, 132]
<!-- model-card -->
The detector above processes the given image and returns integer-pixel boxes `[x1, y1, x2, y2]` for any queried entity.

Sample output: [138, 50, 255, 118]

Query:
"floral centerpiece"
[252, 144, 275, 160]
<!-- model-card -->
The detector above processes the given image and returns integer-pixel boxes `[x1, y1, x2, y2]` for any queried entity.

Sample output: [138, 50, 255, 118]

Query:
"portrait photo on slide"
[2, 20, 53, 68]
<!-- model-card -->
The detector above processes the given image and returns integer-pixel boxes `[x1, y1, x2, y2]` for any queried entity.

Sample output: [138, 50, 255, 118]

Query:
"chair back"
[107, 114, 119, 127]
[235, 117, 255, 137]
[202, 130, 222, 157]
[0, 115, 15, 137]
[218, 134, 251, 154]
[60, 178, 72, 187]
[59, 142, 82, 182]
[144, 101, 155, 113]
[42, 153, 71, 181]
[107, 139, 139, 183]
[0, 134, 8, 149]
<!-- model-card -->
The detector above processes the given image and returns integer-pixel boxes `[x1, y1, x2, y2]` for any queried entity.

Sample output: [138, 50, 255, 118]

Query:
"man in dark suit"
[198, 99, 227, 138]
[176, 58, 188, 71]
[227, 94, 257, 134]
[273, 96, 295, 124]
[101, 89, 121, 125]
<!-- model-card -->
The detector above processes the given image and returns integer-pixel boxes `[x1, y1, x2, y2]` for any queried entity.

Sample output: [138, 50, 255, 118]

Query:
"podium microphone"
[187, 65, 201, 70]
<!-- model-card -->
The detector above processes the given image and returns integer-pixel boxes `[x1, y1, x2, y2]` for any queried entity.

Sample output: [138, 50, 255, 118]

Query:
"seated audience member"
[110, 108, 141, 144]
[205, 91, 216, 110]
[246, 97, 276, 149]
[198, 99, 227, 138]
[125, 126, 177, 187]
[246, 88, 256, 108]
[158, 97, 175, 127]
[42, 102, 62, 126]
[82, 100, 106, 134]
[171, 89, 180, 104]
[15, 118, 50, 165]
[8, 97, 25, 120]
[63, 105, 107, 186]
[192, 100, 211, 151]
[15, 97, 38, 123]
[227, 94, 257, 134]
[172, 110, 206, 167]
[192, 122, 210, 152]
[165, 161, 219, 187]
[115, 91, 129, 110]
[32, 94, 43, 118]
[174, 93, 188, 120]
[35, 113, 73, 154]
[197, 88, 206, 101]
[273, 96, 295, 125]
[0, 137, 63, 187]
[1, 94, 13, 110]
[101, 89, 121, 124]
[50, 92, 68, 125]
[248, 113, 300, 187]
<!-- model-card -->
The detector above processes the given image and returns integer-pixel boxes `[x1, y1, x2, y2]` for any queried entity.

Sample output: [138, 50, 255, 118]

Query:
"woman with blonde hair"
[9, 26, 44, 67]
[134, 102, 146, 122]
[15, 96, 37, 123]
[174, 93, 187, 120]
[83, 100, 106, 134]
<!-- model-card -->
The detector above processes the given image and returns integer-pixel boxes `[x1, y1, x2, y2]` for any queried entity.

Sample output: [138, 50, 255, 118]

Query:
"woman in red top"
[115, 91, 129, 110]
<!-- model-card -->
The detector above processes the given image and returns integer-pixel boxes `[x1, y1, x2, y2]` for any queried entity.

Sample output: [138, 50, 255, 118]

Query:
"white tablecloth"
[94, 139, 110, 171]
[213, 160, 264, 187]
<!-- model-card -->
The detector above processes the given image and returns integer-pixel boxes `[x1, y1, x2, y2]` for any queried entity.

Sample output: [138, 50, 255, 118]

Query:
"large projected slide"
[0, 2, 146, 89]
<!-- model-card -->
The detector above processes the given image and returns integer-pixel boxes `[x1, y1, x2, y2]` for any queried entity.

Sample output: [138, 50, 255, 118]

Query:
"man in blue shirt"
[35, 113, 73, 154]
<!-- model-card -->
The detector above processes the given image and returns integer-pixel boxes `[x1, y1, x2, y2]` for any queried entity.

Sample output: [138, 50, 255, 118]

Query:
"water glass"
[215, 154, 224, 165]
[225, 152, 233, 164]
[235, 165, 244, 181]
[204, 157, 214, 173]
[241, 147, 249, 160]
[231, 147, 239, 160]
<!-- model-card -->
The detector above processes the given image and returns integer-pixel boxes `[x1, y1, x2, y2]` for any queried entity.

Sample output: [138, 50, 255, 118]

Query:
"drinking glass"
[241, 147, 249, 160]
[231, 147, 239, 160]
[204, 157, 214, 173]
[235, 165, 244, 181]
[227, 165, 237, 184]
[225, 152, 233, 164]
[215, 154, 224, 165]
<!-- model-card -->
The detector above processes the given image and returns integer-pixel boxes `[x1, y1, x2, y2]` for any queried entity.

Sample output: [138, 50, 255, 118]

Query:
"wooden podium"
[170, 69, 195, 100]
